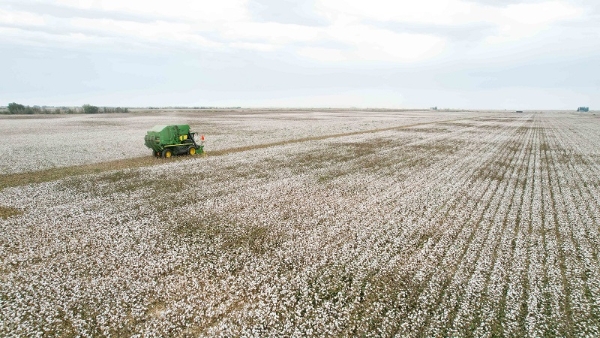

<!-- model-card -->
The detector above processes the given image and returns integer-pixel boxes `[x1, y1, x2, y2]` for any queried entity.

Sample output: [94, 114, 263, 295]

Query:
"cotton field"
[1, 110, 599, 337]
[0, 109, 471, 175]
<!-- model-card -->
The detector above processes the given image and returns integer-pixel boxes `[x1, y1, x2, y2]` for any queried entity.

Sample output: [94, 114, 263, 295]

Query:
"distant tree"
[83, 104, 99, 114]
[8, 102, 26, 114]
[101, 106, 129, 114]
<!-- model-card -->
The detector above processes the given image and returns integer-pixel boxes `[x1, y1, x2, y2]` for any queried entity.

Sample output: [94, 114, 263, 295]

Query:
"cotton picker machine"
[144, 124, 204, 158]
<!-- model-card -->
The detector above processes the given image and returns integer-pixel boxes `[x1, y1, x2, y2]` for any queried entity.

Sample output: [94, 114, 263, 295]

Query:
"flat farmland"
[1, 110, 599, 337]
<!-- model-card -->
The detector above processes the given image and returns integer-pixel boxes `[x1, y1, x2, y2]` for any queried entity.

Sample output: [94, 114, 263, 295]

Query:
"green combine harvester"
[144, 124, 204, 158]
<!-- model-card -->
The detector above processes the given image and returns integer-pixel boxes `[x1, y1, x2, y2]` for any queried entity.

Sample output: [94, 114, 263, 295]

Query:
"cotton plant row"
[0, 114, 490, 336]
[394, 118, 536, 334]
[387, 120, 535, 337]
[542, 116, 600, 335]
[0, 110, 481, 174]
[0, 121, 506, 336]
[537, 117, 599, 337]
[0, 115, 520, 334]
[0, 114, 148, 174]
[165, 129, 488, 336]
[185, 114, 548, 336]
[1, 113, 599, 336]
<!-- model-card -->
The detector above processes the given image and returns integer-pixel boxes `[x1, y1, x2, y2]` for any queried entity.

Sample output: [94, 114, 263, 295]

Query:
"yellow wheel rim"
[165, 151, 171, 158]
[189, 148, 196, 155]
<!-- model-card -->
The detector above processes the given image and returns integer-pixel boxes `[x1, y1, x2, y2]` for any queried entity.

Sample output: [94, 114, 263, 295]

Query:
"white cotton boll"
[1, 111, 597, 336]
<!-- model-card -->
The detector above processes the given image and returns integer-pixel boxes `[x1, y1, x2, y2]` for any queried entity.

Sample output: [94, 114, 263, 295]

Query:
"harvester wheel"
[162, 149, 172, 158]
[188, 147, 196, 156]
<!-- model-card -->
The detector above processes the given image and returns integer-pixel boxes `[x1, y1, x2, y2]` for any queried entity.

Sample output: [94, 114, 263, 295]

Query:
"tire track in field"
[0, 116, 487, 191]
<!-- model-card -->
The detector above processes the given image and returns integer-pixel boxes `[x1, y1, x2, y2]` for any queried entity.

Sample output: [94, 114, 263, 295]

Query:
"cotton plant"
[0, 110, 481, 175]
[1, 112, 599, 336]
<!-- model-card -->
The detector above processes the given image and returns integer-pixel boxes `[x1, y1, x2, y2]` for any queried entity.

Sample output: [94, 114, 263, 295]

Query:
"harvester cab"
[144, 124, 205, 158]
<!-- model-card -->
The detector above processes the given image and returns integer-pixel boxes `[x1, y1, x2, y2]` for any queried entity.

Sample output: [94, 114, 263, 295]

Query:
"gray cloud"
[0, 21, 222, 54]
[2, 33, 597, 109]
[467, 56, 600, 89]
[248, 0, 328, 26]
[1, 0, 598, 109]
[5, 38, 594, 103]
[370, 21, 497, 43]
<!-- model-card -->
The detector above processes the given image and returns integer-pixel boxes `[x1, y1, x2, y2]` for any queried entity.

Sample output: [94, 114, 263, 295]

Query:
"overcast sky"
[1, 0, 598, 109]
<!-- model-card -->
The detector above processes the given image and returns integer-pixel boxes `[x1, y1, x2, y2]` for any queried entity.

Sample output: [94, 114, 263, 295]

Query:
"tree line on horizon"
[3, 103, 129, 115]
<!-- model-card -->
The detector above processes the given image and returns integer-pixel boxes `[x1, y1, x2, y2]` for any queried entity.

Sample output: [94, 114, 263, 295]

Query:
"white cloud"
[0, 25, 117, 49]
[316, 0, 585, 42]
[297, 47, 346, 62]
[0, 0, 450, 63]
[315, 0, 479, 25]
[307, 23, 446, 62]
[502, 1, 582, 25]
[67, 17, 222, 49]
[0, 8, 46, 26]
[486, 1, 583, 42]
[229, 41, 278, 51]
[0, 0, 593, 65]
[315, 0, 583, 26]
[52, 0, 250, 22]
[220, 22, 322, 44]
